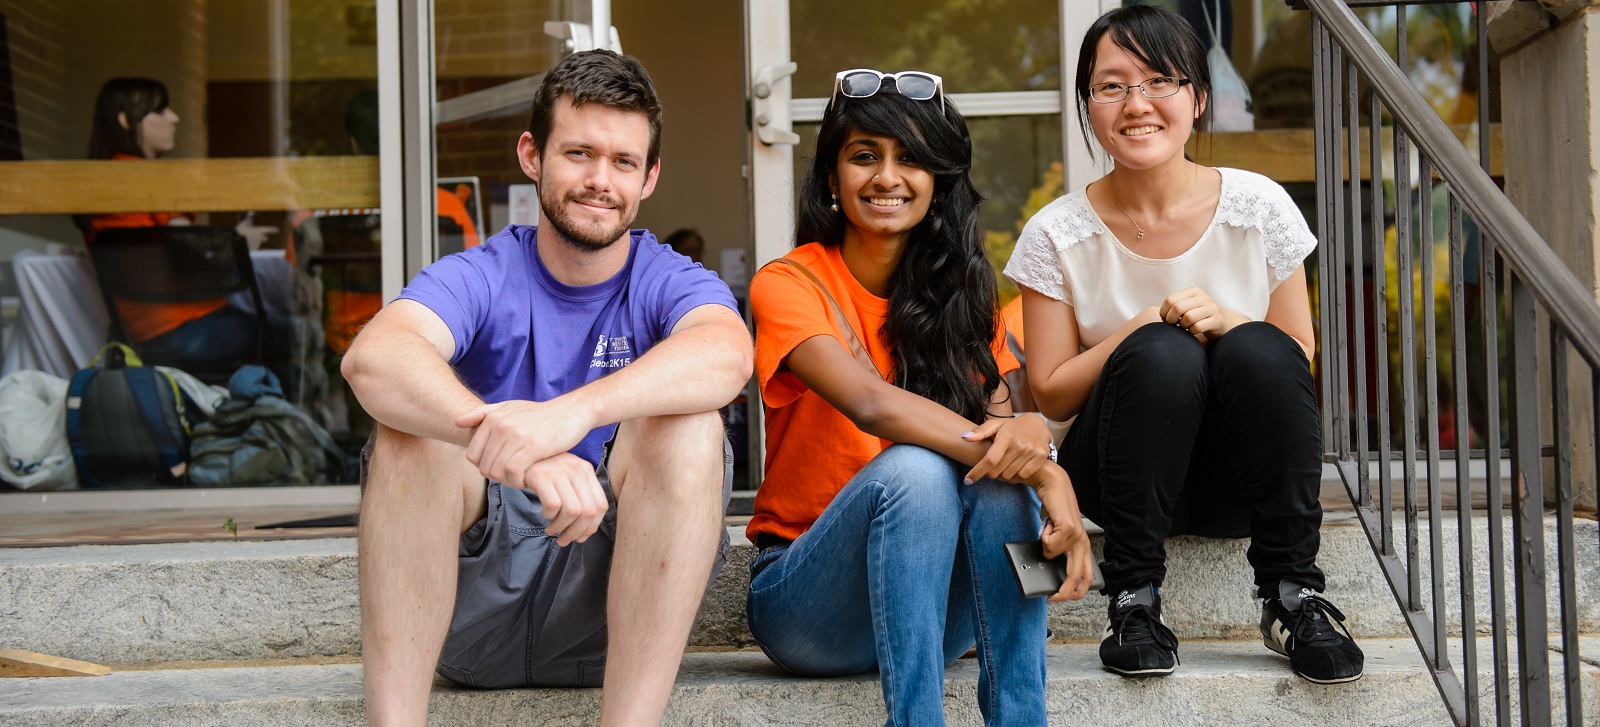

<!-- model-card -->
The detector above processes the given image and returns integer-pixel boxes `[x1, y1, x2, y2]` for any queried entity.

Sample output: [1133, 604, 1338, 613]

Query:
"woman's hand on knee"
[961, 412, 1053, 484]
[1161, 288, 1248, 345]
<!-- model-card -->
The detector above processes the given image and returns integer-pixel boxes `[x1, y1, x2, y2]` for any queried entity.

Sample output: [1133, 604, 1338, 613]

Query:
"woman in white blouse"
[1003, 4, 1363, 686]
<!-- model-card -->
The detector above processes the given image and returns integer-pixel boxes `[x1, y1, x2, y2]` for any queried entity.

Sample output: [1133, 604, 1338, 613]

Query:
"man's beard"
[541, 183, 634, 253]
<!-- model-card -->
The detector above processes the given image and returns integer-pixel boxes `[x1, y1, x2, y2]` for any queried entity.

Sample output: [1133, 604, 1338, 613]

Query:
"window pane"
[790, 0, 1061, 98]
[433, 0, 583, 255]
[0, 0, 384, 490]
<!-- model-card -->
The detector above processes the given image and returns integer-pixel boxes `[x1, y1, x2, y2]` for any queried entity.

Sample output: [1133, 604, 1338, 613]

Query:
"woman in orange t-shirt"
[745, 70, 1092, 725]
[79, 78, 259, 374]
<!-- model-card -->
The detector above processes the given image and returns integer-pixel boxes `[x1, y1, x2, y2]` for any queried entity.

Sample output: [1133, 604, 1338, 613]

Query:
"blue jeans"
[137, 305, 260, 369]
[747, 445, 1046, 727]
[137, 305, 294, 382]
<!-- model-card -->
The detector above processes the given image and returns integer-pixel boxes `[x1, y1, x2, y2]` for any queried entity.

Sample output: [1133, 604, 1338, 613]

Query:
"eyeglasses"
[1087, 76, 1192, 104]
[830, 69, 945, 113]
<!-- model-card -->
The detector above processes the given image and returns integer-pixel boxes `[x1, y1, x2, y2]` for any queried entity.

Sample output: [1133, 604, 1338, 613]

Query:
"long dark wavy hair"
[795, 88, 1002, 424]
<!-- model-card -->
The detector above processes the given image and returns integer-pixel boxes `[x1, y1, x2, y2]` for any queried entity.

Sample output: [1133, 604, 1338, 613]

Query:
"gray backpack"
[186, 366, 347, 487]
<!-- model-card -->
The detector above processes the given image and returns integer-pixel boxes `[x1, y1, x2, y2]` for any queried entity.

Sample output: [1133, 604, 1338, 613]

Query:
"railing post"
[1314, 17, 1335, 454]
[1507, 271, 1551, 726]
[1551, 330, 1582, 725]
[1348, 56, 1369, 510]
[1371, 76, 1393, 557]
[1447, 191, 1478, 726]
[1393, 4, 1424, 614]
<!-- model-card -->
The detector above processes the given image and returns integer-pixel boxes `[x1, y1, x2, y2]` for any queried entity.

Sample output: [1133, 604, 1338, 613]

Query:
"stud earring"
[830, 193, 839, 212]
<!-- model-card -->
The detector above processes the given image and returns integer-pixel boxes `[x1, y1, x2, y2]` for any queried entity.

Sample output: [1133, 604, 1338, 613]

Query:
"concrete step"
[2, 517, 1594, 665]
[0, 639, 1471, 727]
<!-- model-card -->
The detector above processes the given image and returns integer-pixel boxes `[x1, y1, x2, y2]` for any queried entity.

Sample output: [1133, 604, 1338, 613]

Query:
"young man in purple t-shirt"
[343, 50, 751, 726]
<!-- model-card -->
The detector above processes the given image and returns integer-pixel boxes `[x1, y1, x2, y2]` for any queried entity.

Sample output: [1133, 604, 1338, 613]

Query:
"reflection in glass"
[0, 1, 384, 489]
[434, 1, 582, 260]
[435, 0, 572, 102]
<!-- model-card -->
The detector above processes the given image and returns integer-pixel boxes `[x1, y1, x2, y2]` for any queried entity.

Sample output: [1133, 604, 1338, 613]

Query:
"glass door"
[431, 0, 619, 260]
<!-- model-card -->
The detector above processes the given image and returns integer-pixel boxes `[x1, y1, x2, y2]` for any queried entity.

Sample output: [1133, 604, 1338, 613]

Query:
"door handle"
[752, 62, 799, 146]
[545, 21, 622, 54]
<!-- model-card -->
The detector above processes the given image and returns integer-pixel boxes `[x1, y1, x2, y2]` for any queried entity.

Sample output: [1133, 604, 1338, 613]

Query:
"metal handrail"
[1299, 1, 1597, 725]
[1304, 0, 1600, 370]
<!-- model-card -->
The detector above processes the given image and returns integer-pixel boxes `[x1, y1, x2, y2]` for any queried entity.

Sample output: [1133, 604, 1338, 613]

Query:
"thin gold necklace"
[1108, 166, 1197, 241]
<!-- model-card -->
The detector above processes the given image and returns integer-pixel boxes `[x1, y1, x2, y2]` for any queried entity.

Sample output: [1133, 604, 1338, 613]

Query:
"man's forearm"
[343, 333, 483, 447]
[569, 312, 752, 429]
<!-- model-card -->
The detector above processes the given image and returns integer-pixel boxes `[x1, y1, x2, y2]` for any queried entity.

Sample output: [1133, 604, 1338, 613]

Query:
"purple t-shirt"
[398, 226, 738, 467]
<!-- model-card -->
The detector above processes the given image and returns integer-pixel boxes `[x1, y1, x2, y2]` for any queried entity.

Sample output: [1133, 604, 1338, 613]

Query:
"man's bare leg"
[359, 424, 487, 727]
[599, 411, 726, 726]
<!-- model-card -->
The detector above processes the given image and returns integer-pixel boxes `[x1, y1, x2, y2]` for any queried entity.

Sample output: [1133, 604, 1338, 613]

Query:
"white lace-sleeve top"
[1003, 167, 1317, 350]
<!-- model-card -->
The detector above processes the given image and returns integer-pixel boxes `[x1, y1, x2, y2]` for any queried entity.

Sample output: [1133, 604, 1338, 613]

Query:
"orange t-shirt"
[999, 295, 1025, 350]
[746, 242, 1020, 543]
[84, 154, 219, 343]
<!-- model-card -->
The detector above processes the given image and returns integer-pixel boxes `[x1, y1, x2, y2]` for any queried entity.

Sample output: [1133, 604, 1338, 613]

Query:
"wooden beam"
[1189, 122, 1503, 183]
[0, 156, 381, 215]
[0, 648, 111, 678]
[0, 124, 1503, 215]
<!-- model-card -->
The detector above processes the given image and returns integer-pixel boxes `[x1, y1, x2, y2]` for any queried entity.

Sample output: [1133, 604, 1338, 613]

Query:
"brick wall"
[2, 0, 69, 160]
[435, 0, 563, 79]
[436, 75, 526, 186]
[433, 1, 565, 187]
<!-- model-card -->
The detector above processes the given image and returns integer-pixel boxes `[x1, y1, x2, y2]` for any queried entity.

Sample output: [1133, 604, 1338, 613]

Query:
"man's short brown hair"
[527, 50, 663, 168]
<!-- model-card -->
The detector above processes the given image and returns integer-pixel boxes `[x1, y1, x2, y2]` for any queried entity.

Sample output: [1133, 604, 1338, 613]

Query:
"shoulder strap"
[764, 257, 882, 378]
[122, 367, 189, 478]
[64, 369, 97, 488]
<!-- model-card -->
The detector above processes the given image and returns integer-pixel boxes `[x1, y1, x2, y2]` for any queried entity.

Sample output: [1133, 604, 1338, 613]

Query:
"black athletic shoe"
[1260, 581, 1365, 684]
[1100, 583, 1179, 677]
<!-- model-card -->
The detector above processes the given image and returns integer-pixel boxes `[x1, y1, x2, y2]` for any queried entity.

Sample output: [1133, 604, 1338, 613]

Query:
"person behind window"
[319, 89, 481, 356]
[745, 68, 1093, 725]
[1003, 5, 1364, 684]
[662, 227, 704, 265]
[78, 77, 260, 375]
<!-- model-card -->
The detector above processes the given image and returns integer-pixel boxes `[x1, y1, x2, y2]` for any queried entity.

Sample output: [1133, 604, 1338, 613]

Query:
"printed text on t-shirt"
[590, 335, 634, 370]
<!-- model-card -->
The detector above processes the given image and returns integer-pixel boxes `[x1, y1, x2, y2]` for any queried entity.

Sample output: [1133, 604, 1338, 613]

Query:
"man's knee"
[362, 424, 485, 531]
[610, 410, 727, 501]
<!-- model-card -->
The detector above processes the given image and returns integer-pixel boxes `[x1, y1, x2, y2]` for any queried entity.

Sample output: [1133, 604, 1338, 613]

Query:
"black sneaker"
[1100, 583, 1179, 677]
[1260, 581, 1365, 684]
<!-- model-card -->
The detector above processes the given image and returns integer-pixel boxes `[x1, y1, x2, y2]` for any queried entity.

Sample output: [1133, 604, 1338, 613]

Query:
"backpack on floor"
[187, 365, 346, 487]
[66, 343, 200, 489]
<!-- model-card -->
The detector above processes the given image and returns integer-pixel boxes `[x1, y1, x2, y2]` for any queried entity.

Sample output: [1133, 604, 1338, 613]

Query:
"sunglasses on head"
[830, 69, 945, 113]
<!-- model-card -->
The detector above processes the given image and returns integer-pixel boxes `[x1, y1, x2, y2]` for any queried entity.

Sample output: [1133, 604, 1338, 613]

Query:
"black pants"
[1060, 321, 1325, 599]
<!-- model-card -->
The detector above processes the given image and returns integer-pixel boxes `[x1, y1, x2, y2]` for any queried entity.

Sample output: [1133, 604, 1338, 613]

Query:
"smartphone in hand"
[1004, 540, 1104, 598]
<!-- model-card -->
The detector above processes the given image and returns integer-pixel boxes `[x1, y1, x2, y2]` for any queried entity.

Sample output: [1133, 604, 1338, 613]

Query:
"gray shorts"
[361, 430, 733, 689]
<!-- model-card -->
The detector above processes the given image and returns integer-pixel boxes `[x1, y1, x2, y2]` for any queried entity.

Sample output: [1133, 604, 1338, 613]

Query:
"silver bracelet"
[1013, 411, 1059, 462]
